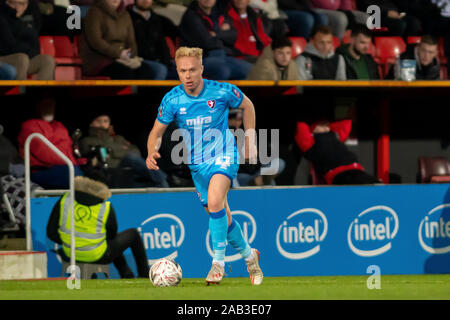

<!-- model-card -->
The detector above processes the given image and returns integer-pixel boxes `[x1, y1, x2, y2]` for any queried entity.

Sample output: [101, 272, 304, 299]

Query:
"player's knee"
[207, 196, 224, 213]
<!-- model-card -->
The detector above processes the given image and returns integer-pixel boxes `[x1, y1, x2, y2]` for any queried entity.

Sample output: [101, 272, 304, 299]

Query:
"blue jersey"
[157, 79, 244, 167]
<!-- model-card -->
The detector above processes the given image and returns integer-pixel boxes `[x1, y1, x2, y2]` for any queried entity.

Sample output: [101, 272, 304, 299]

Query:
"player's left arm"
[239, 94, 257, 163]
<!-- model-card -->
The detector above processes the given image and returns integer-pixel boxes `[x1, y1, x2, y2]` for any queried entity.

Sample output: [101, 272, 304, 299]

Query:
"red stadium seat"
[374, 36, 406, 77]
[39, 36, 83, 80]
[39, 36, 56, 57]
[55, 66, 82, 81]
[342, 30, 351, 44]
[289, 37, 307, 58]
[438, 37, 448, 65]
[407, 36, 422, 45]
[52, 36, 82, 65]
[333, 36, 340, 50]
[165, 37, 176, 59]
[418, 156, 450, 183]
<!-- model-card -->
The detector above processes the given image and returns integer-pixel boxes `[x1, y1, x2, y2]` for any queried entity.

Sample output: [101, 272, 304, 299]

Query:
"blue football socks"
[227, 219, 252, 260]
[209, 208, 228, 265]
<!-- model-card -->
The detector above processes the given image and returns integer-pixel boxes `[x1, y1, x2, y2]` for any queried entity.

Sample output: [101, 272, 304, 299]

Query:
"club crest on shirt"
[207, 100, 216, 109]
[233, 88, 241, 98]
[158, 107, 163, 118]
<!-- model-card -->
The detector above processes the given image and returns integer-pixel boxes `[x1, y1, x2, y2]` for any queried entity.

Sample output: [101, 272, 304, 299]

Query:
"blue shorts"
[190, 155, 239, 208]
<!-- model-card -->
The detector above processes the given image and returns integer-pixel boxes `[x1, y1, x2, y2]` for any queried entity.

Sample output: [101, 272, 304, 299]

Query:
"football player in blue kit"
[146, 47, 263, 285]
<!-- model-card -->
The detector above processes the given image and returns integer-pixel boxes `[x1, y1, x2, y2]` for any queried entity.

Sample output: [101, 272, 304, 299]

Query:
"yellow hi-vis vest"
[58, 192, 110, 262]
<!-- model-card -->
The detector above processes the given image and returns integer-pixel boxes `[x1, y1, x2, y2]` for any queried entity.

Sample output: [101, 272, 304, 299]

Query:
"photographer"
[79, 112, 168, 188]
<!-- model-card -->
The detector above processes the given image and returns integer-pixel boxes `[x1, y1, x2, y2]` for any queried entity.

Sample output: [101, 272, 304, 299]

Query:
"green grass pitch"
[0, 274, 449, 300]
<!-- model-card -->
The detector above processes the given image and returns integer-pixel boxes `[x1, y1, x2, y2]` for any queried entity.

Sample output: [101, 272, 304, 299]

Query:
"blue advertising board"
[30, 184, 450, 279]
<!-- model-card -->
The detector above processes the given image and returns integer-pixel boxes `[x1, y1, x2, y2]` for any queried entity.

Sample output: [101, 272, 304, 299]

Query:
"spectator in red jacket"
[17, 94, 84, 189]
[226, 0, 272, 63]
[295, 119, 379, 185]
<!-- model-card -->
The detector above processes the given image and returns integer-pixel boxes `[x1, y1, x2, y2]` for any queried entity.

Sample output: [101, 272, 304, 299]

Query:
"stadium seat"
[333, 36, 340, 50]
[39, 36, 56, 57]
[407, 36, 422, 45]
[289, 37, 307, 58]
[165, 37, 176, 59]
[52, 36, 82, 65]
[39, 36, 83, 80]
[342, 30, 351, 44]
[374, 36, 406, 77]
[438, 37, 448, 65]
[418, 156, 450, 183]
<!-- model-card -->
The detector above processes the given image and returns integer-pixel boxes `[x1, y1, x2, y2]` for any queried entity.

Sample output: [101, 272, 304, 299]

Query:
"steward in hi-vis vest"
[58, 191, 110, 262]
[47, 176, 150, 278]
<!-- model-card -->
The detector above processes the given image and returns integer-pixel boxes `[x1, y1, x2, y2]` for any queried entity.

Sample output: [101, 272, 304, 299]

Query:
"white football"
[149, 258, 182, 287]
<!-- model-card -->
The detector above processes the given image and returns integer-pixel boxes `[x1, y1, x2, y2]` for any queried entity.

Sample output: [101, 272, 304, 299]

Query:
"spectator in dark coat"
[80, 0, 154, 79]
[128, 0, 178, 80]
[179, 0, 253, 79]
[336, 25, 380, 80]
[0, 0, 55, 80]
[389, 35, 441, 80]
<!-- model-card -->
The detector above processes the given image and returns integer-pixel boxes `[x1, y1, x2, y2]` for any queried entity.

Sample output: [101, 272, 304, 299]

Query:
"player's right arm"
[146, 119, 168, 170]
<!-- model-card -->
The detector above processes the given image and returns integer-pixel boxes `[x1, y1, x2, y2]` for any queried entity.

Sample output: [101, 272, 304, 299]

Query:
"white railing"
[25, 133, 76, 270]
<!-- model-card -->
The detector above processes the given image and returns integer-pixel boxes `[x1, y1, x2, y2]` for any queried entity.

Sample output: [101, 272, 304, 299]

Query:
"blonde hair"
[175, 47, 203, 63]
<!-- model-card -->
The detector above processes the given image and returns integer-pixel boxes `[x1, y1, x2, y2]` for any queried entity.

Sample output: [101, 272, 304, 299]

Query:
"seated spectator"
[310, 0, 349, 39]
[277, 0, 328, 39]
[179, 0, 253, 79]
[128, 0, 178, 80]
[225, 0, 272, 63]
[388, 35, 441, 80]
[249, 0, 289, 38]
[247, 37, 300, 80]
[295, 119, 379, 185]
[80, 0, 154, 79]
[228, 109, 285, 187]
[0, 62, 16, 80]
[0, 0, 55, 80]
[47, 176, 150, 278]
[336, 24, 380, 80]
[357, 0, 421, 37]
[80, 112, 169, 188]
[296, 25, 346, 80]
[17, 94, 84, 189]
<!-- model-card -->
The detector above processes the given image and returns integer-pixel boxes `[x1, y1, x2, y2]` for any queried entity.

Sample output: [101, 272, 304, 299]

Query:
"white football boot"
[205, 262, 225, 285]
[246, 249, 263, 285]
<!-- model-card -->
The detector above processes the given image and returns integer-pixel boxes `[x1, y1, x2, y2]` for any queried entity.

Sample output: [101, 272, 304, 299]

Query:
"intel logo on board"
[418, 204, 450, 254]
[276, 208, 328, 260]
[347, 205, 399, 257]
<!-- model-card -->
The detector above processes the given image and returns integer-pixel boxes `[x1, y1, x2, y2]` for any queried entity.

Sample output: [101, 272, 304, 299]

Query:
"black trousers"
[332, 170, 380, 185]
[96, 228, 149, 278]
